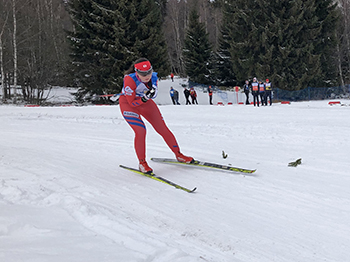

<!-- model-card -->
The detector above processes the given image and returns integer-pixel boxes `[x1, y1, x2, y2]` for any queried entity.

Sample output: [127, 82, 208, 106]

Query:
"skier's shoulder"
[124, 74, 137, 89]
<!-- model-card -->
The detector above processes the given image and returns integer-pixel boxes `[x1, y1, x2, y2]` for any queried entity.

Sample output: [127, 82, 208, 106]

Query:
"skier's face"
[137, 72, 152, 83]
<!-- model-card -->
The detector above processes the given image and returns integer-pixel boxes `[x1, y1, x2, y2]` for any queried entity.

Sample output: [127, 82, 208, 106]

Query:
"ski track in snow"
[1, 87, 350, 261]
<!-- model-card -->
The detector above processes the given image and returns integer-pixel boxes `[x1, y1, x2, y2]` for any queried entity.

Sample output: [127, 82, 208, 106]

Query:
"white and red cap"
[135, 61, 153, 76]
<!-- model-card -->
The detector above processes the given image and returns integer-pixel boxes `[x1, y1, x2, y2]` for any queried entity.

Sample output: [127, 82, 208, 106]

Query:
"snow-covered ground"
[1, 78, 350, 262]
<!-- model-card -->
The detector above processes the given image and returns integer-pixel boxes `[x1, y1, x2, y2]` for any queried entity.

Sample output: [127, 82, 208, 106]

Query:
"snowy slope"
[1, 79, 350, 262]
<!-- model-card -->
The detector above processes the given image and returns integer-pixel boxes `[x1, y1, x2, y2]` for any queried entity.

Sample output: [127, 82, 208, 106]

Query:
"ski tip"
[189, 187, 197, 193]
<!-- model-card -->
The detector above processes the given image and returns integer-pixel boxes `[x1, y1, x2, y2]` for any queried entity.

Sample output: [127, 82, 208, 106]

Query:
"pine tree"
[269, 0, 322, 90]
[67, 0, 169, 100]
[311, 0, 340, 87]
[222, 0, 260, 83]
[113, 0, 169, 77]
[215, 3, 237, 86]
[67, 0, 119, 99]
[221, 0, 339, 91]
[183, 8, 213, 84]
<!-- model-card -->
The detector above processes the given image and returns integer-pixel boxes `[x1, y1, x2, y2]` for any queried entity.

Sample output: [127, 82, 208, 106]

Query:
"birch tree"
[12, 0, 18, 103]
[164, 0, 187, 75]
[0, 0, 10, 101]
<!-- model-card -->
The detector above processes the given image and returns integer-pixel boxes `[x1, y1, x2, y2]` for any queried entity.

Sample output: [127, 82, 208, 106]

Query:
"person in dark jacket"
[208, 85, 213, 105]
[251, 77, 259, 107]
[184, 88, 191, 105]
[258, 80, 266, 106]
[173, 89, 180, 105]
[243, 80, 250, 105]
[265, 79, 273, 106]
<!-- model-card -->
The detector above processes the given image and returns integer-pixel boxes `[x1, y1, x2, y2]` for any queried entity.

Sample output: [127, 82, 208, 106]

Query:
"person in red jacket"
[170, 73, 174, 82]
[190, 87, 198, 104]
[119, 58, 194, 173]
[208, 85, 213, 105]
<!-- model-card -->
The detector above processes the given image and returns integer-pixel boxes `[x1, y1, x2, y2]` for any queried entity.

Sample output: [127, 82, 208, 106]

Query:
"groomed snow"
[1, 78, 350, 262]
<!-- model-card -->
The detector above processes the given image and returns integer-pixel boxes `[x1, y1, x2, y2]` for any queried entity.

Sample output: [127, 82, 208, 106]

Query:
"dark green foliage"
[222, 0, 257, 84]
[67, 0, 169, 99]
[269, 0, 322, 90]
[215, 10, 237, 86]
[67, 0, 117, 98]
[114, 0, 169, 77]
[183, 9, 213, 84]
[155, 0, 168, 17]
[310, 0, 340, 87]
[221, 0, 339, 90]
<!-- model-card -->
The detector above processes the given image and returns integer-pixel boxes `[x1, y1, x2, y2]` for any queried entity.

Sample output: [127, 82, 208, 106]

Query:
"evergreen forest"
[0, 0, 349, 103]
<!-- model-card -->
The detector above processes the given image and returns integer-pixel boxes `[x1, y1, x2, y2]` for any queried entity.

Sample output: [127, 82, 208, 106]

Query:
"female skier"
[119, 58, 194, 173]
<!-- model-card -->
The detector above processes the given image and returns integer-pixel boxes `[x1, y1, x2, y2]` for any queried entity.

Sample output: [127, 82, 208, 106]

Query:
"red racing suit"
[119, 72, 180, 161]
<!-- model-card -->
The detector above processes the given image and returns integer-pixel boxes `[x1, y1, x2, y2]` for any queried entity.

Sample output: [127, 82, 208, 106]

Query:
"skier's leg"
[119, 99, 147, 161]
[140, 100, 180, 154]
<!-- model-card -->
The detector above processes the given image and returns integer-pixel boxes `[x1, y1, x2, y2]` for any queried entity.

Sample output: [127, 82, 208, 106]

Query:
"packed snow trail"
[1, 100, 350, 262]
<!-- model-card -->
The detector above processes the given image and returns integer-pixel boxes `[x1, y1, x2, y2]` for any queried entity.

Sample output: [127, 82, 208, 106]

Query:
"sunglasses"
[136, 68, 153, 77]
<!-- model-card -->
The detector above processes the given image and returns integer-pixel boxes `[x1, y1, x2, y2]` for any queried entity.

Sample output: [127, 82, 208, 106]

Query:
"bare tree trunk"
[12, 0, 18, 103]
[47, 0, 61, 65]
[0, 14, 7, 101]
[172, 0, 184, 74]
[0, 0, 10, 101]
[213, 6, 222, 51]
[165, 0, 188, 75]
[336, 35, 346, 88]
[0, 37, 4, 101]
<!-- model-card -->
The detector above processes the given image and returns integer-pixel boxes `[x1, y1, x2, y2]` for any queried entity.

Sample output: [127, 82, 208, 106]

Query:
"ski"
[119, 165, 196, 193]
[151, 158, 256, 174]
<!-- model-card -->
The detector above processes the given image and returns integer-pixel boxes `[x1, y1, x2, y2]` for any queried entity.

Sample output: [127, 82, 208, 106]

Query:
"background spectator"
[208, 86, 213, 105]
[190, 87, 198, 104]
[265, 79, 273, 105]
[243, 80, 250, 105]
[184, 87, 191, 105]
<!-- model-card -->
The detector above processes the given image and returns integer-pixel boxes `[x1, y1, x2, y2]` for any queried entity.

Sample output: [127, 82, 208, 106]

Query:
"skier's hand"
[141, 87, 156, 102]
